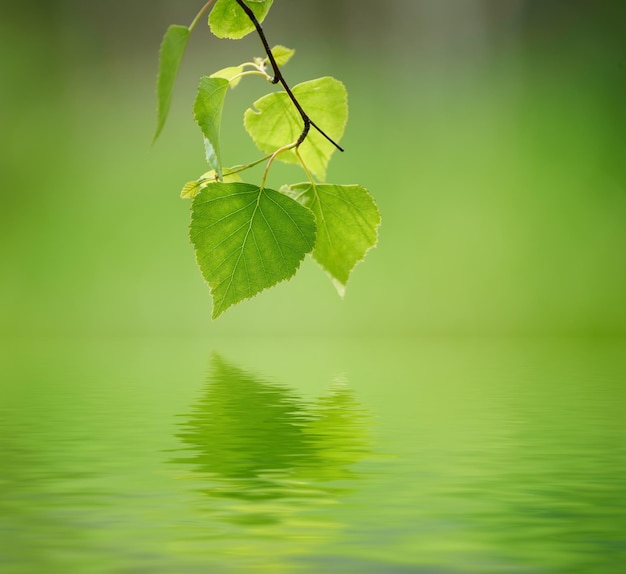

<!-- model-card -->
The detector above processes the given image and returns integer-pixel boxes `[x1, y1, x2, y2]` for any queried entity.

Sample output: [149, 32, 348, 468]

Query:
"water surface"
[1, 338, 624, 572]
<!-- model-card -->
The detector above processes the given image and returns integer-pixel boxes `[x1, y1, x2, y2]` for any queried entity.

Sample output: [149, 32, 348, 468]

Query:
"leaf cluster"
[155, 0, 380, 318]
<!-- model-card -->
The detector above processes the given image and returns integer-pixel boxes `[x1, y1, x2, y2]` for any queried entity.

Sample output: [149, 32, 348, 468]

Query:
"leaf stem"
[223, 153, 275, 176]
[260, 142, 298, 189]
[189, 0, 218, 32]
[233, 0, 344, 152]
[295, 148, 317, 190]
[195, 154, 275, 187]
[230, 69, 271, 83]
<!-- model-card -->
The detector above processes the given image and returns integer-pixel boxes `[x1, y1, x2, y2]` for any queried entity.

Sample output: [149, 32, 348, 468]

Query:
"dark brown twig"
[234, 0, 344, 151]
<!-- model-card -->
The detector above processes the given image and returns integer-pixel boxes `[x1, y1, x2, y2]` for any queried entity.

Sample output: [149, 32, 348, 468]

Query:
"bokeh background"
[1, 0, 625, 337]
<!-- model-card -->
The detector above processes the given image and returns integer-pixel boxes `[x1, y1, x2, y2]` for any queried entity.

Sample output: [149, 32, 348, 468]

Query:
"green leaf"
[209, 0, 273, 40]
[210, 65, 245, 88]
[181, 181, 201, 199]
[270, 45, 295, 67]
[193, 77, 230, 178]
[244, 77, 348, 181]
[180, 170, 242, 198]
[284, 183, 380, 296]
[154, 25, 190, 142]
[190, 182, 317, 318]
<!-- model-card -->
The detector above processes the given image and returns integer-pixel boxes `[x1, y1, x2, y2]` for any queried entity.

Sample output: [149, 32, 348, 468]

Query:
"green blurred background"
[1, 0, 625, 337]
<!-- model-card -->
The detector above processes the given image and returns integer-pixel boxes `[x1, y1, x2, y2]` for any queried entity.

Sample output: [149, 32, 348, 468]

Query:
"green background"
[1, 4, 625, 571]
[1, 1, 625, 337]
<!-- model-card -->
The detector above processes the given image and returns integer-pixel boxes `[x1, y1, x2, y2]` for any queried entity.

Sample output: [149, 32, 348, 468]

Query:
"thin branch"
[234, 0, 344, 152]
[189, 0, 218, 32]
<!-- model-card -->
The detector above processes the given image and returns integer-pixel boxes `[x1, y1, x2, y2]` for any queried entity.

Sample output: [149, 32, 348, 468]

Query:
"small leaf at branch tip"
[181, 181, 201, 199]
[270, 45, 295, 67]
[181, 170, 243, 198]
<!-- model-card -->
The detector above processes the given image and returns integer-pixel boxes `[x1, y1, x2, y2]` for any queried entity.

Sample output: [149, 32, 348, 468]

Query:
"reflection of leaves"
[173, 355, 372, 508]
[175, 355, 314, 494]
[305, 383, 372, 482]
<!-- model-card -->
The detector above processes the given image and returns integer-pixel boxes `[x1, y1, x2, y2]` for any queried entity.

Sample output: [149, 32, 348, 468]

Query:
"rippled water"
[1, 338, 625, 572]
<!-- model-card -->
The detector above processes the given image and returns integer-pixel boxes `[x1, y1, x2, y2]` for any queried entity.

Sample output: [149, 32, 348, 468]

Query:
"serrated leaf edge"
[190, 185, 317, 318]
[283, 183, 381, 298]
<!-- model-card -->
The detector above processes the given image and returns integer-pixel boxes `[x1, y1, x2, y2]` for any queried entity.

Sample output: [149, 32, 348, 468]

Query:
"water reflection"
[171, 354, 373, 528]
[1, 339, 625, 572]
